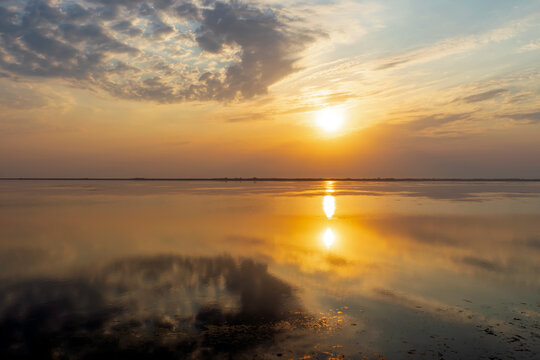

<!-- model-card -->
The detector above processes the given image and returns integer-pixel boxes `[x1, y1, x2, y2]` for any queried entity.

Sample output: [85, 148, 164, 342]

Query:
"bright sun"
[315, 107, 345, 133]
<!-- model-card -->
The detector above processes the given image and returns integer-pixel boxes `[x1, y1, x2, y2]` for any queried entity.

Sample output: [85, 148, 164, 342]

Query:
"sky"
[0, 0, 539, 178]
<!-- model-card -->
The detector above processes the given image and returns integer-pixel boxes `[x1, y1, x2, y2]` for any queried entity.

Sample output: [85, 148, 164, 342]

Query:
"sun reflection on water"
[322, 227, 335, 248]
[323, 195, 335, 219]
[322, 181, 337, 249]
[325, 180, 335, 194]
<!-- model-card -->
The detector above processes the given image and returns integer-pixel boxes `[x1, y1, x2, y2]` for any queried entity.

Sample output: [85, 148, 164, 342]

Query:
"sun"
[315, 107, 345, 133]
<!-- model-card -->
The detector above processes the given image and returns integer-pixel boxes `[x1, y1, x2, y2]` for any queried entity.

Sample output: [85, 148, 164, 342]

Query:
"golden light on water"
[323, 195, 335, 218]
[325, 180, 334, 194]
[315, 107, 345, 133]
[322, 227, 335, 248]
[322, 181, 337, 248]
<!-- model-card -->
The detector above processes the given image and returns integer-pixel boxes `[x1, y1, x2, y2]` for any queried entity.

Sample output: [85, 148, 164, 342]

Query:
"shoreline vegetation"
[1, 178, 540, 182]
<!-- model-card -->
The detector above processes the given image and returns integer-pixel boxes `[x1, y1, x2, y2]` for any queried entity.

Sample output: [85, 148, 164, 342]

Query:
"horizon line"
[1, 177, 540, 182]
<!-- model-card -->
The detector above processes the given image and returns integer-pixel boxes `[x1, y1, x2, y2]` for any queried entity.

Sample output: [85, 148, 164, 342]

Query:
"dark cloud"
[459, 88, 508, 103]
[189, 0, 317, 100]
[0, 0, 319, 103]
[110, 20, 143, 37]
[176, 1, 201, 21]
[22, 30, 78, 60]
[0, 1, 124, 79]
[502, 111, 540, 124]
[63, 3, 91, 20]
[459, 255, 504, 272]
[153, 0, 176, 10]
[0, 255, 307, 359]
[58, 23, 138, 53]
[147, 19, 174, 38]
[22, 0, 65, 26]
[375, 58, 410, 70]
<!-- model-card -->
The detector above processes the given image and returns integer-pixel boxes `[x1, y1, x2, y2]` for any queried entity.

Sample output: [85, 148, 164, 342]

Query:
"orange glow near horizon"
[1, 0, 539, 179]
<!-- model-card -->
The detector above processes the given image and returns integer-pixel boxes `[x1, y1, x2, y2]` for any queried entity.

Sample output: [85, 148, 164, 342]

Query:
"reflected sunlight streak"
[323, 228, 335, 248]
[325, 181, 334, 194]
[323, 195, 335, 218]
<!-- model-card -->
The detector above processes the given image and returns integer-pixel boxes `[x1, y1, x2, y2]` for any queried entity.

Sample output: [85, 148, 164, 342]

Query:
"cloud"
[299, 13, 537, 85]
[519, 40, 540, 52]
[459, 88, 508, 103]
[0, 80, 74, 112]
[0, 0, 319, 103]
[375, 58, 411, 71]
[398, 113, 472, 132]
[175, 1, 201, 21]
[459, 255, 504, 272]
[190, 1, 316, 100]
[502, 111, 540, 124]
[226, 113, 268, 122]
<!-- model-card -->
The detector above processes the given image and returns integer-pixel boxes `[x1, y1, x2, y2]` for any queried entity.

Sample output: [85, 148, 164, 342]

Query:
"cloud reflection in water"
[0, 255, 311, 359]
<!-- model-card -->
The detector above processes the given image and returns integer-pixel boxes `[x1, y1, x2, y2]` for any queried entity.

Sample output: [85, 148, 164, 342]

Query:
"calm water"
[0, 180, 539, 359]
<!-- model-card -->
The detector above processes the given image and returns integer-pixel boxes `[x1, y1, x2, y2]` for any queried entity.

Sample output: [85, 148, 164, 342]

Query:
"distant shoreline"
[1, 178, 540, 182]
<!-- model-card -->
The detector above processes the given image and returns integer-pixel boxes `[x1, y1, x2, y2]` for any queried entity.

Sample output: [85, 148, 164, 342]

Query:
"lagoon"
[0, 180, 539, 359]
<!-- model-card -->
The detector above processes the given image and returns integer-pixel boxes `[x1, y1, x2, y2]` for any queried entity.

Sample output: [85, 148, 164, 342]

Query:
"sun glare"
[315, 107, 345, 133]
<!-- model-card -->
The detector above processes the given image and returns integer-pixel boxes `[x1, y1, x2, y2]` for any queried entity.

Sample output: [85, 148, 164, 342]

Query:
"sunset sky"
[1, 0, 539, 177]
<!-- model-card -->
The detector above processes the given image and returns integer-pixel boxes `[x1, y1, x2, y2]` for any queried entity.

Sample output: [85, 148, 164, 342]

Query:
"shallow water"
[0, 180, 539, 359]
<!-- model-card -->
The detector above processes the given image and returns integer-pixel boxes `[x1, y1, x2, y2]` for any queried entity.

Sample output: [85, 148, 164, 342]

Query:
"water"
[0, 180, 539, 359]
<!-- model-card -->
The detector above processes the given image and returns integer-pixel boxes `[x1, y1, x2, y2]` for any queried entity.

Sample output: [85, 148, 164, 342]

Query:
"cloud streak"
[460, 88, 508, 103]
[502, 111, 540, 124]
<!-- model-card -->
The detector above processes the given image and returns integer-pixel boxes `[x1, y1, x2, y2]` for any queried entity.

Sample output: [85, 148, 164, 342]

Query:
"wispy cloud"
[501, 111, 540, 124]
[458, 88, 508, 103]
[519, 40, 540, 52]
[372, 15, 537, 73]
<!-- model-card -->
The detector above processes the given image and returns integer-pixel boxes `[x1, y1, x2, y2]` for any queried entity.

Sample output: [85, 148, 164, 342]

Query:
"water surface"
[0, 180, 539, 359]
